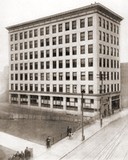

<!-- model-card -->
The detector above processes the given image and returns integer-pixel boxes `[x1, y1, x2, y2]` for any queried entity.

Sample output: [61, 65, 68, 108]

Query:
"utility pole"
[97, 72, 106, 128]
[81, 90, 85, 141]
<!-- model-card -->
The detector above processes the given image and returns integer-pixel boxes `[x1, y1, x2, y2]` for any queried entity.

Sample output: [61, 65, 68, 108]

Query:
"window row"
[10, 58, 94, 71]
[99, 17, 119, 34]
[10, 71, 94, 81]
[99, 44, 119, 57]
[10, 31, 93, 51]
[99, 31, 119, 45]
[10, 83, 119, 93]
[10, 45, 93, 61]
[10, 17, 93, 41]
[99, 58, 119, 69]
[10, 83, 94, 94]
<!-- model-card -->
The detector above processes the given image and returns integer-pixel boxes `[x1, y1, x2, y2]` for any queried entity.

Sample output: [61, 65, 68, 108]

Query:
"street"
[61, 115, 128, 160]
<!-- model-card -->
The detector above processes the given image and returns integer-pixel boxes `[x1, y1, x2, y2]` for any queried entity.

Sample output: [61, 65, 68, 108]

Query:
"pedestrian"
[46, 136, 51, 148]
[24, 147, 30, 160]
[19, 151, 25, 160]
[68, 127, 73, 139]
[67, 126, 70, 136]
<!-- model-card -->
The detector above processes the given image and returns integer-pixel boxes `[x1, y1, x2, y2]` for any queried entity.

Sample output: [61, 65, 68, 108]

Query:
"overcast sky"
[0, 0, 128, 71]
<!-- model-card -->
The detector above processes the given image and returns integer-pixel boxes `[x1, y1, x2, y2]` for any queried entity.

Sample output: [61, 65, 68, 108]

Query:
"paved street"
[61, 115, 128, 160]
[1, 109, 128, 160]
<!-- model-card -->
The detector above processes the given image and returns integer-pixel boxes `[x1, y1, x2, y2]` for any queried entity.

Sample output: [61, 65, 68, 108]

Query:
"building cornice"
[6, 3, 123, 32]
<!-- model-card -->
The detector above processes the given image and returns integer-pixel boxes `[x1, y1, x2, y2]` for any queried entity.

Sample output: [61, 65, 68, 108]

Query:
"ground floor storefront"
[9, 92, 121, 117]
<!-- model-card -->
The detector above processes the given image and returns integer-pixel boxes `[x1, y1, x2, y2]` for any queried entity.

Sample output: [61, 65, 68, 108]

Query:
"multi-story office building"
[7, 3, 123, 116]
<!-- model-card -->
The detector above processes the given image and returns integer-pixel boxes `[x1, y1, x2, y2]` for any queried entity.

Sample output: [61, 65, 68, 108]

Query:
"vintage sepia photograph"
[0, 0, 128, 159]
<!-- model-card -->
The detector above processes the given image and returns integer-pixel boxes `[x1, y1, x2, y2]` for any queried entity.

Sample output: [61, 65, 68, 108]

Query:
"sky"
[0, 0, 128, 71]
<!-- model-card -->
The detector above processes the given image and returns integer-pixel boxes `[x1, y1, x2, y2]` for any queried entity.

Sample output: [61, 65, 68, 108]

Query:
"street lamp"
[81, 90, 85, 141]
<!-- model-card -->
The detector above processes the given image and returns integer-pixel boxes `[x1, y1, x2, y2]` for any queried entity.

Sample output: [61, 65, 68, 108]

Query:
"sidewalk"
[1, 108, 128, 160]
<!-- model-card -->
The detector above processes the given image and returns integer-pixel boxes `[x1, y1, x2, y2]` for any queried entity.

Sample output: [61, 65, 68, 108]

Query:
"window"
[80, 59, 85, 67]
[15, 54, 18, 61]
[24, 42, 27, 49]
[20, 43, 23, 50]
[40, 39, 44, 47]
[15, 64, 18, 70]
[88, 44, 93, 53]
[40, 50, 44, 58]
[99, 17, 102, 27]
[88, 17, 93, 26]
[46, 38, 50, 46]
[59, 60, 63, 68]
[52, 25, 56, 33]
[80, 32, 85, 41]
[88, 72, 93, 80]
[80, 19, 85, 28]
[20, 53, 23, 60]
[88, 85, 93, 94]
[35, 73, 38, 80]
[46, 50, 50, 57]
[65, 22, 70, 31]
[73, 85, 77, 93]
[103, 19, 105, 28]
[58, 36, 63, 44]
[81, 85, 85, 93]
[103, 32, 105, 41]
[34, 51, 38, 59]
[99, 31, 102, 40]
[107, 21, 109, 30]
[35, 62, 38, 70]
[72, 34, 77, 42]
[65, 35, 70, 43]
[59, 72, 63, 80]
[40, 73, 44, 80]
[106, 34, 109, 43]
[88, 58, 93, 67]
[103, 45, 106, 54]
[59, 85, 63, 92]
[20, 63, 23, 70]
[10, 34, 13, 41]
[46, 84, 50, 92]
[29, 30, 33, 38]
[53, 84, 57, 92]
[81, 72, 85, 80]
[20, 32, 23, 40]
[46, 26, 49, 35]
[110, 23, 113, 32]
[53, 73, 57, 80]
[107, 46, 109, 55]
[66, 72, 70, 80]
[72, 59, 77, 68]
[52, 49, 56, 57]
[15, 33, 18, 40]
[66, 47, 70, 56]
[66, 85, 70, 93]
[46, 73, 50, 81]
[29, 52, 33, 59]
[99, 58, 102, 67]
[52, 37, 56, 45]
[80, 45, 85, 54]
[24, 63, 28, 70]
[58, 24, 62, 32]
[24, 52, 28, 59]
[53, 61, 56, 69]
[73, 72, 77, 80]
[34, 29, 38, 37]
[72, 46, 77, 55]
[88, 31, 93, 40]
[29, 41, 33, 48]
[34, 40, 38, 48]
[40, 28, 44, 36]
[15, 44, 18, 50]
[72, 21, 76, 29]
[66, 60, 70, 68]
[59, 48, 63, 56]
[46, 61, 50, 69]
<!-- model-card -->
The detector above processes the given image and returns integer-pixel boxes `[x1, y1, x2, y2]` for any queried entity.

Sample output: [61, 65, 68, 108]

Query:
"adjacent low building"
[7, 3, 123, 116]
